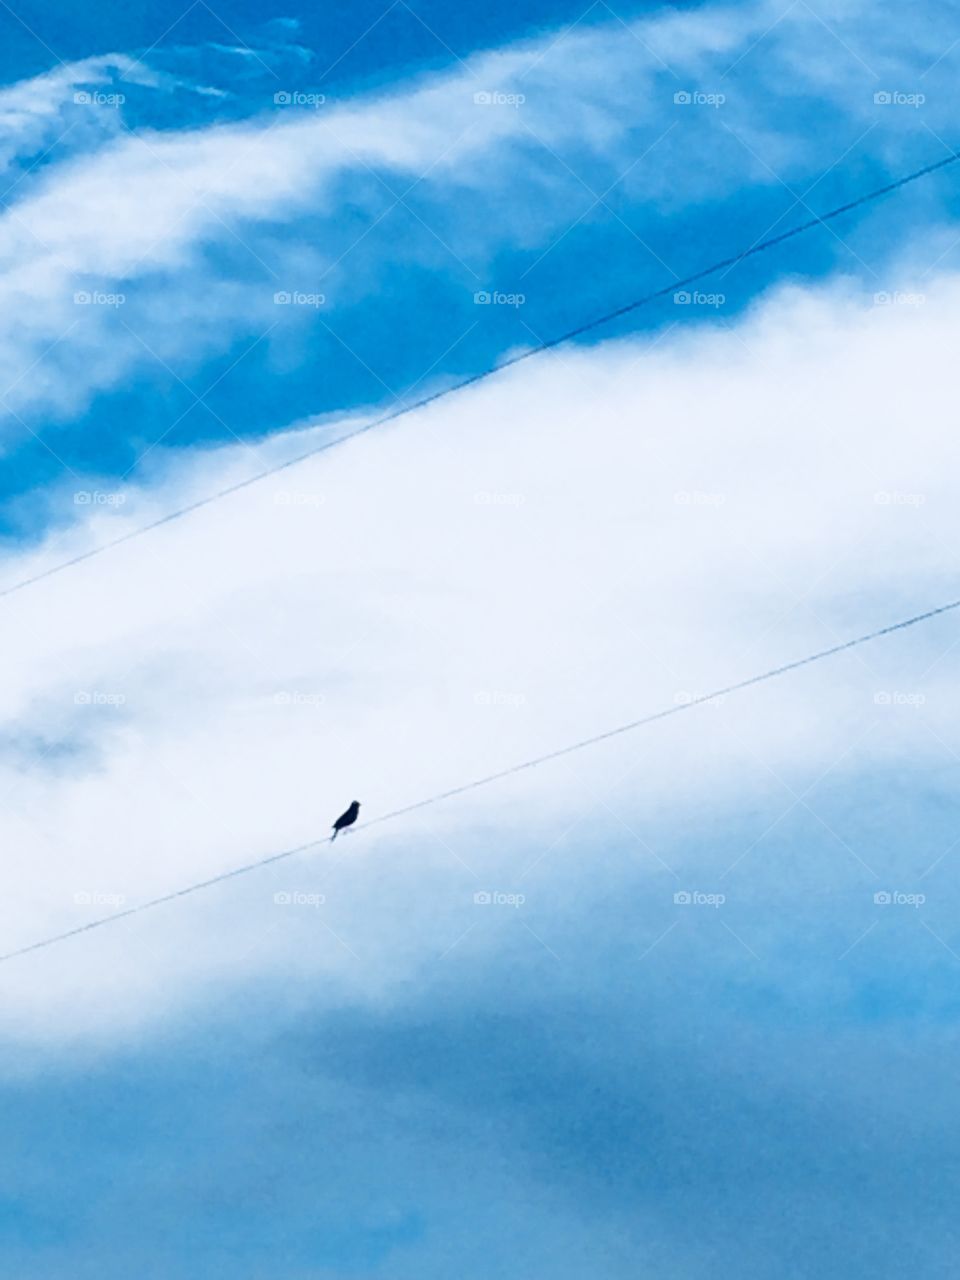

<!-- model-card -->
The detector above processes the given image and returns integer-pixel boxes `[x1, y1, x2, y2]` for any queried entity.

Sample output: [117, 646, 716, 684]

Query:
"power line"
[3, 594, 957, 966]
[2, 149, 958, 604]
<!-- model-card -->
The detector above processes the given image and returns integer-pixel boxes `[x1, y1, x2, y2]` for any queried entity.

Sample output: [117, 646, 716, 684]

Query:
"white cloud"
[0, 0, 955, 427]
[0, 55, 139, 170]
[0, 265, 957, 1045]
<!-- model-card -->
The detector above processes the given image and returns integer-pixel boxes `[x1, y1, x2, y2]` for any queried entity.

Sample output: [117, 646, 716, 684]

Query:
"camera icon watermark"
[873, 490, 925, 507]
[274, 290, 325, 307]
[674, 889, 725, 907]
[74, 490, 126, 506]
[673, 490, 726, 507]
[273, 890, 326, 906]
[273, 490, 324, 507]
[474, 690, 527, 707]
[473, 490, 525, 507]
[873, 890, 925, 907]
[873, 690, 926, 707]
[473, 290, 525, 308]
[873, 290, 925, 307]
[74, 690, 126, 707]
[74, 889, 126, 907]
[674, 290, 725, 308]
[673, 689, 725, 708]
[473, 890, 526, 907]
[673, 89, 725, 108]
[873, 90, 925, 108]
[473, 90, 526, 107]
[73, 90, 125, 107]
[274, 90, 326, 108]
[74, 290, 125, 307]
[273, 691, 325, 708]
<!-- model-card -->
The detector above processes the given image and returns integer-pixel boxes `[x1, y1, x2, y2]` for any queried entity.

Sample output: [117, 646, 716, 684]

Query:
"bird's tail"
[331, 827, 338, 841]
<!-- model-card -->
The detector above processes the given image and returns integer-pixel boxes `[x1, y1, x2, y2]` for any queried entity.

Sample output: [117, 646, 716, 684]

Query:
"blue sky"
[2, 0, 960, 1275]
[1, 0, 959, 528]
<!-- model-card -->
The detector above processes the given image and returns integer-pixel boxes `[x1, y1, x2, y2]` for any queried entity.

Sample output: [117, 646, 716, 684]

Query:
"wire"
[2, 594, 957, 966]
[2, 149, 958, 604]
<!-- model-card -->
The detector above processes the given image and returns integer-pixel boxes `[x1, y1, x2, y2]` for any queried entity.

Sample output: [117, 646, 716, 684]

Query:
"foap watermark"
[274, 890, 326, 906]
[74, 90, 125, 107]
[874, 90, 925, 108]
[74, 890, 126, 907]
[274, 90, 326, 107]
[474, 290, 525, 308]
[74, 489, 126, 506]
[674, 690, 725, 709]
[674, 89, 725, 108]
[674, 290, 725, 308]
[674, 889, 725, 907]
[874, 290, 925, 307]
[474, 690, 527, 708]
[474, 490, 524, 507]
[274, 691, 325, 708]
[74, 290, 125, 307]
[474, 890, 525, 907]
[873, 690, 926, 707]
[874, 490, 925, 506]
[274, 490, 324, 507]
[674, 489, 725, 506]
[874, 890, 925, 907]
[473, 90, 525, 107]
[74, 690, 125, 707]
[274, 290, 325, 307]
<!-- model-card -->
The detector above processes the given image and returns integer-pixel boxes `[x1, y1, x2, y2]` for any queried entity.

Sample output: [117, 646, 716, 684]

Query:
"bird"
[331, 800, 361, 840]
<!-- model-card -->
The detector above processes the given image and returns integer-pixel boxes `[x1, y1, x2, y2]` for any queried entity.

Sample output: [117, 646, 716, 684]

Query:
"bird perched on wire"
[331, 800, 361, 840]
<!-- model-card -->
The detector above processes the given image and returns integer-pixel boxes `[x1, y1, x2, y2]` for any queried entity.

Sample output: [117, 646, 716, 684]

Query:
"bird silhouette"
[331, 800, 361, 840]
